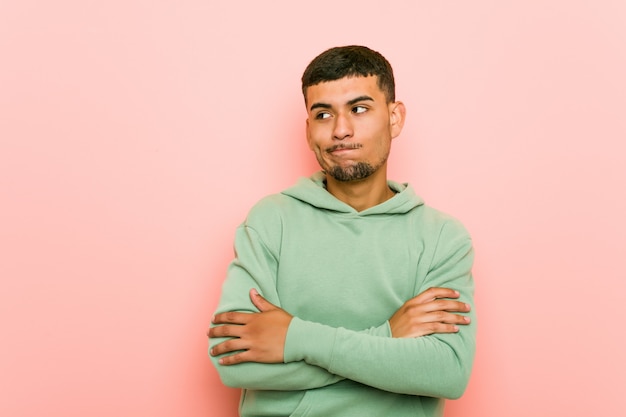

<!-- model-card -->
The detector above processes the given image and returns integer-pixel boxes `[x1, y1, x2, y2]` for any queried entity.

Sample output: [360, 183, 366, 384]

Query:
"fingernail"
[453, 325, 459, 332]
[464, 316, 471, 323]
[465, 303, 471, 310]
[251, 288, 259, 297]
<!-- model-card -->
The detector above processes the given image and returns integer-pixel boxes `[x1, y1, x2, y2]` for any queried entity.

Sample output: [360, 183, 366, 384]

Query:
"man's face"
[305, 76, 404, 182]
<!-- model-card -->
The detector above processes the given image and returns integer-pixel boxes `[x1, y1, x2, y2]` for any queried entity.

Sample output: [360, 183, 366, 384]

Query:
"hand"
[389, 287, 471, 338]
[208, 289, 293, 365]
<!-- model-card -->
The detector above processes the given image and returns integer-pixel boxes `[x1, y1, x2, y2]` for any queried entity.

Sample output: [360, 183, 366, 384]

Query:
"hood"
[281, 171, 424, 215]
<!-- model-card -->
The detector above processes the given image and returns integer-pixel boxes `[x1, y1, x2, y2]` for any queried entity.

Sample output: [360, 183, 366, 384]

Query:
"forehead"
[305, 76, 384, 109]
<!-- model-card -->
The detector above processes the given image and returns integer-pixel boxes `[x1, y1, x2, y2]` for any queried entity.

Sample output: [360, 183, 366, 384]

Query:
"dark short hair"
[301, 45, 396, 103]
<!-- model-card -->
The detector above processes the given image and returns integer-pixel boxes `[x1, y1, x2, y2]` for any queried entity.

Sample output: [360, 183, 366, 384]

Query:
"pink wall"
[1, 1, 625, 416]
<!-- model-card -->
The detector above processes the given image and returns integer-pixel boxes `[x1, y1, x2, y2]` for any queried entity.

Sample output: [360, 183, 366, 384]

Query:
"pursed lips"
[326, 144, 362, 153]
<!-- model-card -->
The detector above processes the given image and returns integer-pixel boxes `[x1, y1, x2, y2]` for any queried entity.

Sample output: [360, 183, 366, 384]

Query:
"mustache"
[326, 143, 363, 153]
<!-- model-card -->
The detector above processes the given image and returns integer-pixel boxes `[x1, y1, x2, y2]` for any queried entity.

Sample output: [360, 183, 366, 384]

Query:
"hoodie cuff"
[370, 320, 392, 337]
[284, 317, 337, 369]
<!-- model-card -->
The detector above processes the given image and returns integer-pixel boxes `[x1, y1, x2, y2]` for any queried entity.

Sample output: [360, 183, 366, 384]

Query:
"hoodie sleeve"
[283, 219, 476, 399]
[209, 218, 393, 390]
[209, 222, 343, 390]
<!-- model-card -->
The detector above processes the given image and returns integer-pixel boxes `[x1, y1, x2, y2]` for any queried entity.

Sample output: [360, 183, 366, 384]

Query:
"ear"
[305, 117, 314, 150]
[389, 101, 406, 139]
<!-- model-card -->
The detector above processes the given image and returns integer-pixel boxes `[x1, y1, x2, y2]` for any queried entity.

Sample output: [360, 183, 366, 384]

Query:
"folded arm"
[287, 225, 474, 398]
[210, 221, 401, 390]
[210, 220, 476, 398]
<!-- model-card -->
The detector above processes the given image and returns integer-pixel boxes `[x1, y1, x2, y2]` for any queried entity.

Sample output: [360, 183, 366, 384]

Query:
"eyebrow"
[309, 95, 375, 112]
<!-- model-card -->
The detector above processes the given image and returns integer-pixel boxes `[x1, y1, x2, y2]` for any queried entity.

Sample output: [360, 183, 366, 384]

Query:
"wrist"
[284, 317, 337, 367]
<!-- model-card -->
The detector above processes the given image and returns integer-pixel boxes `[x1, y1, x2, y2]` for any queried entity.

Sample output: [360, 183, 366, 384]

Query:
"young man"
[208, 45, 476, 417]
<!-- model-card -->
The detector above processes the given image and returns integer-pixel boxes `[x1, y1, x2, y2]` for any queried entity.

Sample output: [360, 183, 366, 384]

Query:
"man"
[208, 45, 476, 417]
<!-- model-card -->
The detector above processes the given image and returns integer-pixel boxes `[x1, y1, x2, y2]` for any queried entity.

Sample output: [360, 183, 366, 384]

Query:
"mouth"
[326, 144, 362, 154]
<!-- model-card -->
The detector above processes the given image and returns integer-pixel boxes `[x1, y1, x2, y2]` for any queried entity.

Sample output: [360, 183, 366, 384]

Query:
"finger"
[210, 338, 248, 357]
[217, 350, 253, 366]
[401, 310, 471, 329]
[421, 299, 471, 313]
[402, 297, 468, 314]
[249, 288, 277, 312]
[425, 311, 472, 325]
[412, 287, 460, 304]
[212, 311, 252, 325]
[208, 324, 244, 339]
[421, 323, 463, 336]
[457, 314, 472, 324]
[216, 347, 279, 365]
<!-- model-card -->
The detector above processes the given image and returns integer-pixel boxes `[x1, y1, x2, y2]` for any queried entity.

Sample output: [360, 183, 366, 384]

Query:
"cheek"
[305, 125, 315, 150]
[307, 127, 326, 150]
[360, 116, 388, 135]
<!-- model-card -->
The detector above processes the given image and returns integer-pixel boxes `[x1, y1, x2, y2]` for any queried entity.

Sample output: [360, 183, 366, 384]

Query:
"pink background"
[2, 1, 625, 416]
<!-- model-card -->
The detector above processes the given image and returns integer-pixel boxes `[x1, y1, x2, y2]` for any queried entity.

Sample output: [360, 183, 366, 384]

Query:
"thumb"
[250, 288, 277, 312]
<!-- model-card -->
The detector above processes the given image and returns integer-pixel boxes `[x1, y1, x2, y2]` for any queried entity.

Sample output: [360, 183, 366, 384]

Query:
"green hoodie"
[210, 172, 476, 417]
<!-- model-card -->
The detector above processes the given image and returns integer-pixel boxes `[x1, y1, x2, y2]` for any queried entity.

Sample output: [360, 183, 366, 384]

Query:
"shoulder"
[240, 193, 296, 239]
[411, 204, 471, 241]
[246, 193, 292, 221]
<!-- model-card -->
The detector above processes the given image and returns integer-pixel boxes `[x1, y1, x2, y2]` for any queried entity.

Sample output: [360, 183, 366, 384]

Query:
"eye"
[352, 106, 367, 114]
[315, 112, 331, 120]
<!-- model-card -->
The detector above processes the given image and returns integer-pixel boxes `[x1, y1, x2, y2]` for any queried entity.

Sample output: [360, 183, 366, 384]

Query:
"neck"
[325, 168, 395, 212]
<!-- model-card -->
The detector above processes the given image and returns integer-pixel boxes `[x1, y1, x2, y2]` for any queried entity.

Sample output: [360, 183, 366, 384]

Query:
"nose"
[332, 112, 353, 140]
